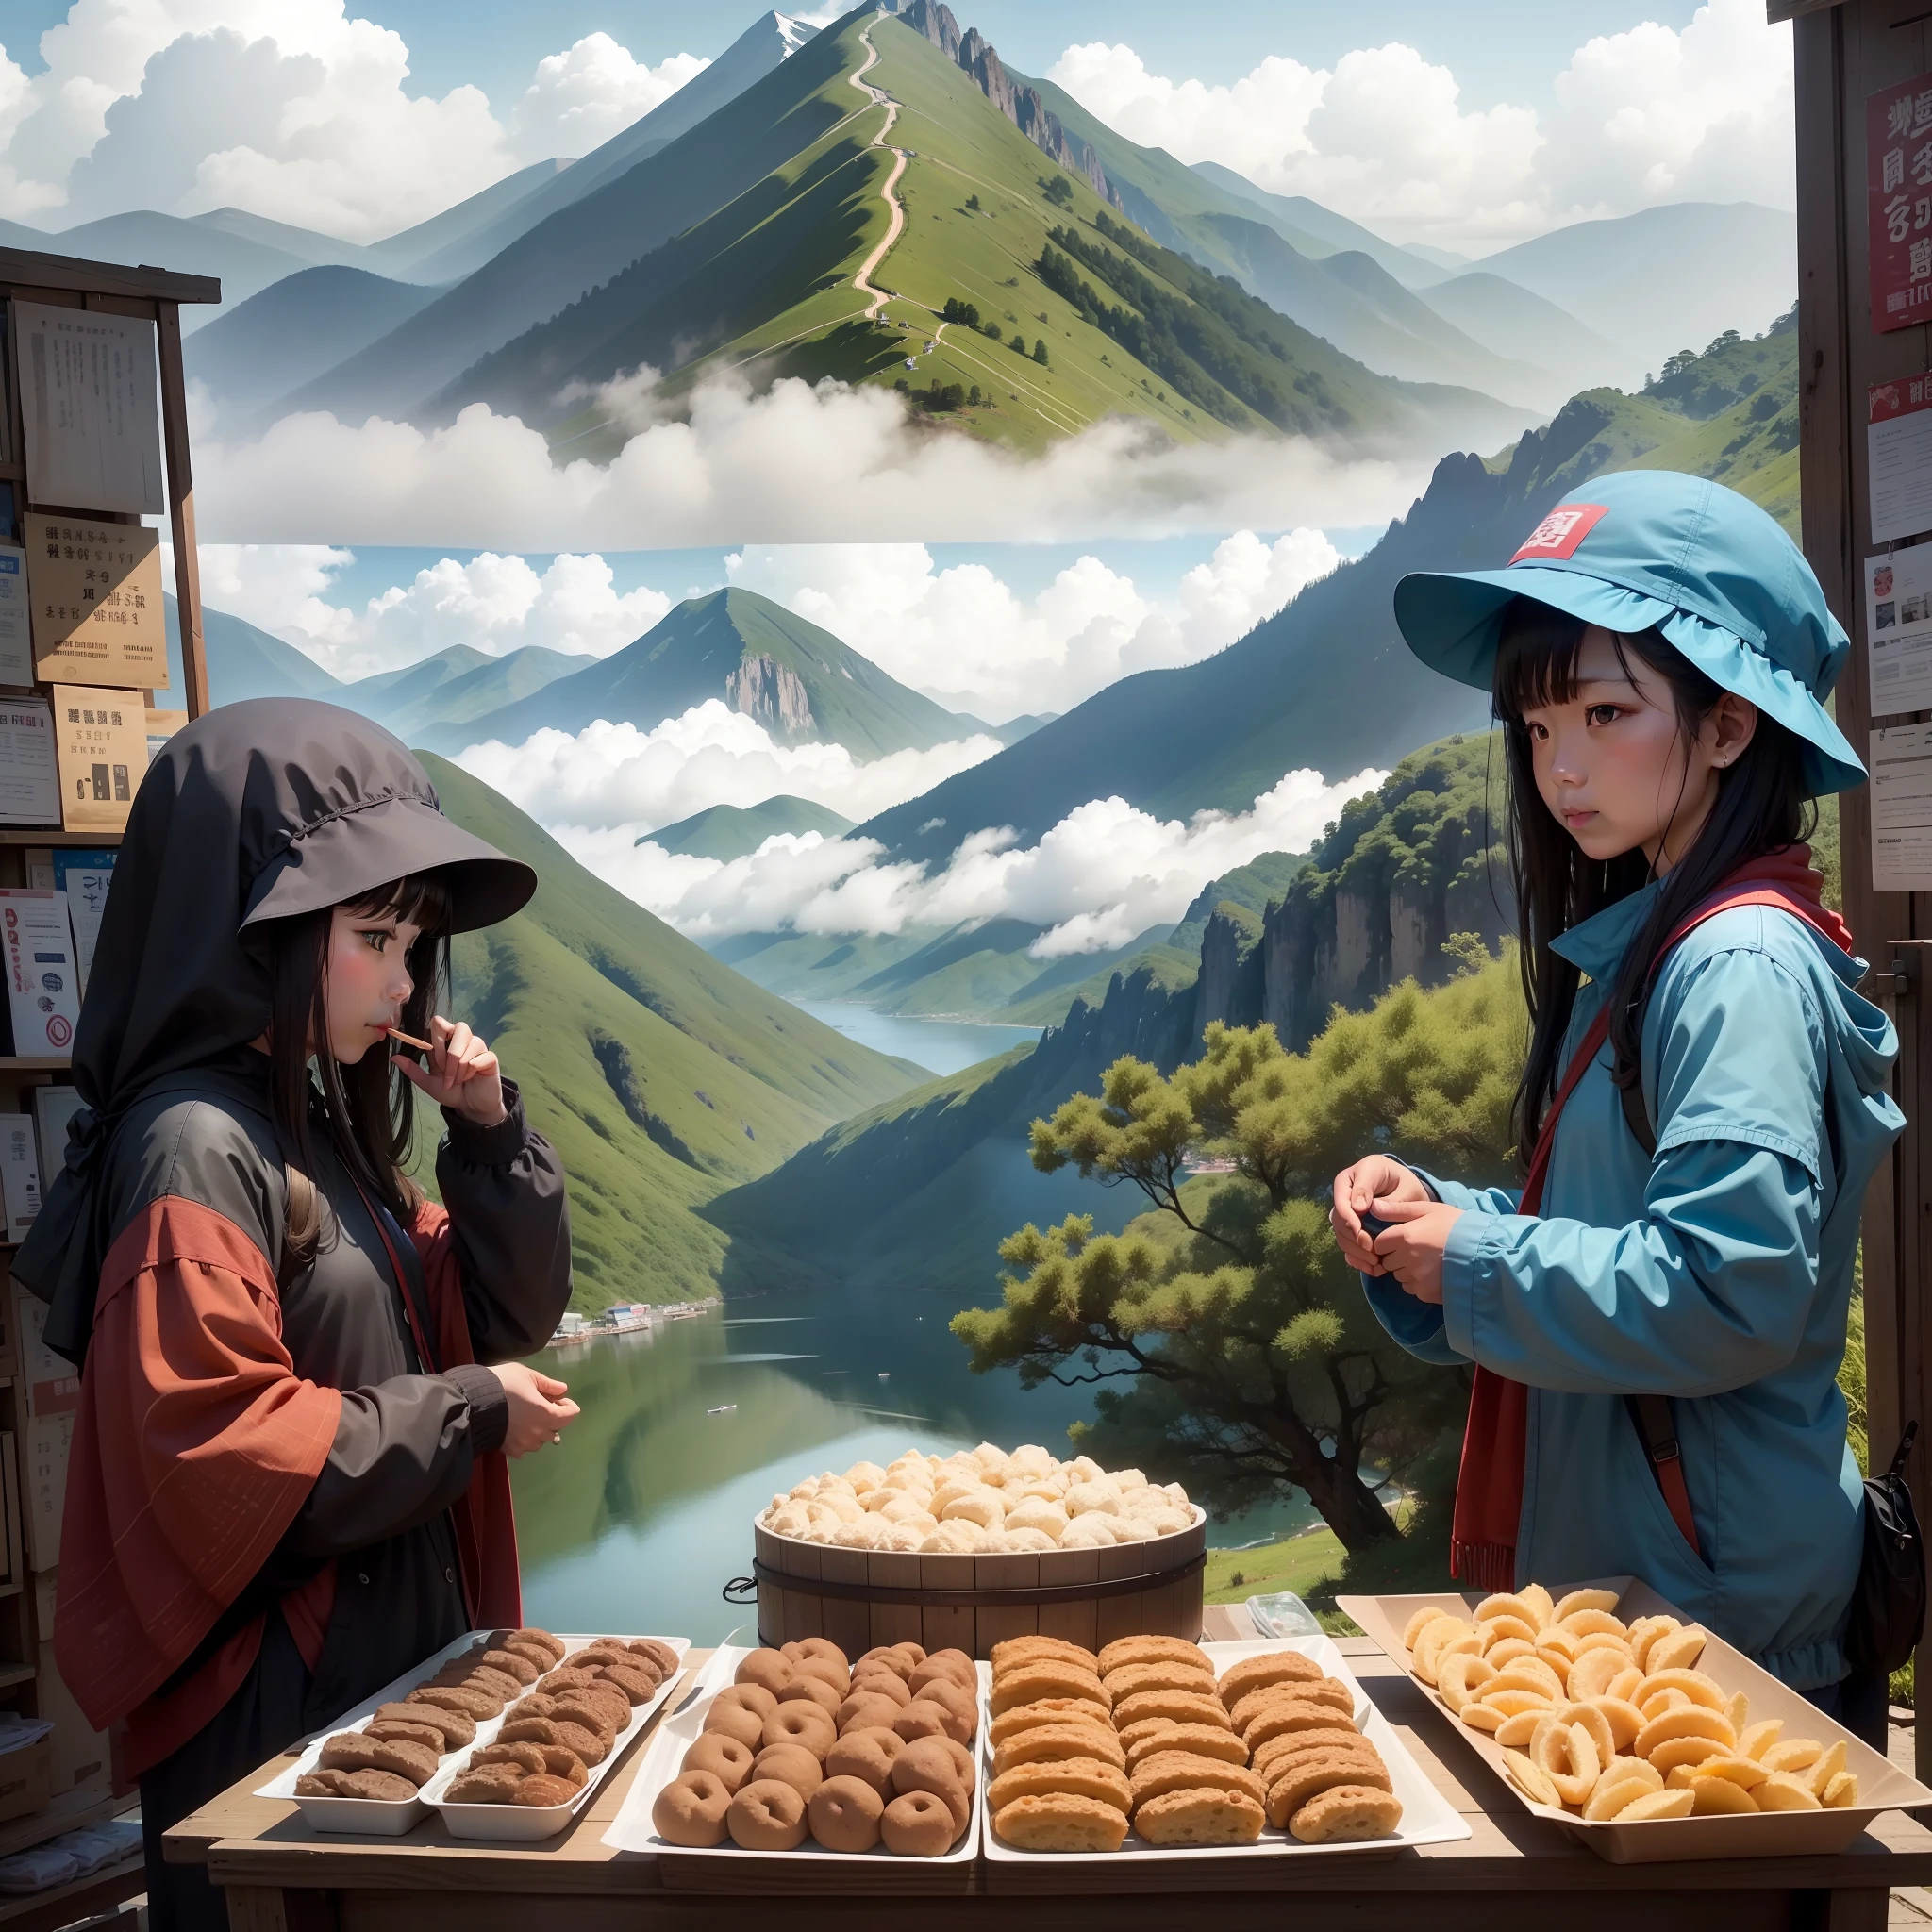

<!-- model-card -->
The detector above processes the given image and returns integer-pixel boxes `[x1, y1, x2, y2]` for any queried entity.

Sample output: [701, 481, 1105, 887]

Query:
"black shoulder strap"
[1619, 1073, 1656, 1158]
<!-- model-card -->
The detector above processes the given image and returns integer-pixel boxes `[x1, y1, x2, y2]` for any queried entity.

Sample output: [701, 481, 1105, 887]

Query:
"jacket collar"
[1549, 878, 1663, 980]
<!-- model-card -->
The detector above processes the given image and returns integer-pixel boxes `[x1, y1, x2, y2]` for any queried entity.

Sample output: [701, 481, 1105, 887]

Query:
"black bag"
[1845, 1424, 1926, 1677]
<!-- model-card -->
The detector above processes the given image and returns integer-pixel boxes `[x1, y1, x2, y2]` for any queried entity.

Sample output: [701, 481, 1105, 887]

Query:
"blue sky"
[3, 2, 1713, 108]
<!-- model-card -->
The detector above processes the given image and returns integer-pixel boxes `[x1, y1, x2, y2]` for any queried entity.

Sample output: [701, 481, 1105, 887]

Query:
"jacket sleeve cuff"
[445, 1362, 508, 1455]
[442, 1078, 529, 1168]
[1441, 1209, 1512, 1359]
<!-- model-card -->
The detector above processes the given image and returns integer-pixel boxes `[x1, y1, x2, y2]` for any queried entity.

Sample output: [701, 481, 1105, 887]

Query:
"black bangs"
[1492, 597, 1591, 720]
[341, 871, 456, 935]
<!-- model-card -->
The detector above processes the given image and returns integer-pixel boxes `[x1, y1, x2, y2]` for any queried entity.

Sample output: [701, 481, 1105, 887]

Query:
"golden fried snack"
[1401, 1607, 1455, 1649]
[1634, 1706, 1735, 1760]
[1129, 1752, 1267, 1809]
[990, 1699, 1114, 1748]
[749, 1742, 824, 1801]
[994, 1723, 1128, 1776]
[1264, 1753, 1392, 1830]
[993, 1791, 1129, 1853]
[763, 1703, 837, 1760]
[1231, 1679, 1353, 1733]
[991, 1663, 1109, 1718]
[1105, 1661, 1219, 1702]
[1289, 1785, 1404, 1843]
[1251, 1726, 1366, 1783]
[989, 1757, 1132, 1815]
[809, 1774, 884, 1851]
[729, 1778, 809, 1849]
[1125, 1723, 1248, 1772]
[882, 1788, 958, 1856]
[1218, 1652, 1323, 1708]
[1137, 1787, 1267, 1846]
[1113, 1689, 1230, 1733]
[1098, 1636, 1212, 1677]
[1534, 1721, 1601, 1807]
[1755, 1772, 1824, 1812]
[991, 1637, 1100, 1677]
[654, 1768, 732, 1844]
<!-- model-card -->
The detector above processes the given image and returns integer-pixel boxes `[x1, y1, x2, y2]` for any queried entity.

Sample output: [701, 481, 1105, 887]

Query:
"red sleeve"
[54, 1198, 341, 1732]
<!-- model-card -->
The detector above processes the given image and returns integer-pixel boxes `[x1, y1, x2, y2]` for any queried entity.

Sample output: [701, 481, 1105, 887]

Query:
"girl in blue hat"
[1328, 470, 1904, 1747]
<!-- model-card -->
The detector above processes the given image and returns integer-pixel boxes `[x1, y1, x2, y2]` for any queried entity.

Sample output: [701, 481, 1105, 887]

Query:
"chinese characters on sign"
[13, 302, 164, 514]
[49, 685, 144, 833]
[23, 513, 166, 689]
[1870, 76, 1932, 331]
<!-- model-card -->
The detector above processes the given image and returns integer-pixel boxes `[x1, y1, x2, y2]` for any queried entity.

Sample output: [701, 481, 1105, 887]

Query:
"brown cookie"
[513, 1774, 581, 1807]
[365, 1720, 447, 1755]
[294, 1769, 358, 1797]
[1103, 1661, 1220, 1702]
[1111, 1690, 1231, 1733]
[592, 1663, 661, 1707]
[1097, 1636, 1213, 1677]
[849, 1670, 913, 1708]
[909, 1650, 975, 1697]
[446, 1764, 525, 1805]
[734, 1651, 796, 1696]
[366, 1736, 439, 1786]
[627, 1638, 680, 1677]
[449, 1666, 523, 1705]
[499, 1716, 562, 1748]
[1264, 1753, 1392, 1830]
[495, 1628, 567, 1665]
[891, 1736, 973, 1831]
[473, 1742, 548, 1775]
[857, 1645, 918, 1683]
[1218, 1651, 1324, 1707]
[318, 1734, 381, 1773]
[1129, 1751, 1268, 1809]
[551, 1695, 625, 1741]
[553, 1721, 609, 1766]
[478, 1648, 541, 1685]
[296, 1767, 418, 1802]
[408, 1684, 500, 1722]
[1289, 1784, 1404, 1844]
[987, 1756, 1132, 1815]
[1124, 1724, 1248, 1772]
[991, 1792, 1127, 1853]
[374, 1702, 473, 1747]
[537, 1668, 599, 1695]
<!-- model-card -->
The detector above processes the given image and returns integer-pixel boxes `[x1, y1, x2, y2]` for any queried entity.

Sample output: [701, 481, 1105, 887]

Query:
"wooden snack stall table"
[167, 1617, 1932, 1932]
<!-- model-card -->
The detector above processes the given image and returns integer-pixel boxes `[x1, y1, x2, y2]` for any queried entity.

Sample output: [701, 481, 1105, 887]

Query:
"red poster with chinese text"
[1870, 75, 1932, 331]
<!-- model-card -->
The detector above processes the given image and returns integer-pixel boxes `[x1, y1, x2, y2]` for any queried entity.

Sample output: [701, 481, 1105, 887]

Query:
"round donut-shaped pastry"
[848, 1669, 912, 1709]
[727, 1777, 808, 1851]
[881, 1789, 957, 1857]
[824, 1725, 905, 1798]
[712, 1683, 778, 1725]
[909, 1651, 976, 1697]
[891, 1700, 956, 1746]
[748, 1742, 824, 1801]
[989, 1664, 1108, 1719]
[856, 1645, 916, 1683]
[837, 1691, 904, 1735]
[911, 1676, 976, 1744]
[783, 1638, 851, 1674]
[809, 1774, 885, 1852]
[791, 1655, 851, 1697]
[762, 1702, 837, 1760]
[891, 1737, 974, 1832]
[776, 1674, 842, 1719]
[653, 1769, 733, 1847]
[682, 1732, 756, 1793]
[735, 1651, 797, 1696]
[702, 1701, 767, 1750]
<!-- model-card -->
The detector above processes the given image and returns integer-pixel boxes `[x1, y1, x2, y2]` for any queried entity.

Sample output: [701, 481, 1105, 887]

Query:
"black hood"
[16, 698, 535, 1362]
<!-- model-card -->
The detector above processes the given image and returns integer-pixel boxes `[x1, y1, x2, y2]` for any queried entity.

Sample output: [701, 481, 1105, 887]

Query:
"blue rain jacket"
[1362, 883, 1903, 1688]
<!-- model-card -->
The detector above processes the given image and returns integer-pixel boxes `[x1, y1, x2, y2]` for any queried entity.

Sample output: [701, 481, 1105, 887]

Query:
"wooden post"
[155, 299, 209, 721]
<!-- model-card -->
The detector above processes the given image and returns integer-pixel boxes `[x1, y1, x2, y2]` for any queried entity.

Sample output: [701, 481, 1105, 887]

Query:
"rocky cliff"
[897, 1, 1124, 208]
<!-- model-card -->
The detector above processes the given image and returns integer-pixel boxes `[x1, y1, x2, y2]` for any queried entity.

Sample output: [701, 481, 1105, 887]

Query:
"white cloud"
[509, 35, 706, 163]
[1047, 0, 1790, 250]
[455, 702, 1004, 834]
[540, 762, 1386, 953]
[726, 528, 1341, 720]
[193, 373, 1422, 549]
[183, 541, 672, 680]
[0, 3, 705, 239]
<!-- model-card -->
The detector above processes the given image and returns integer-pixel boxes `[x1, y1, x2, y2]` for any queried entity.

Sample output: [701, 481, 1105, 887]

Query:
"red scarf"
[1447, 848, 1855, 1591]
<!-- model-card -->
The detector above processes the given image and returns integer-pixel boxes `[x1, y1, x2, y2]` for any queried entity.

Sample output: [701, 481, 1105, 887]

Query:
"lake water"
[791, 1000, 1042, 1076]
[511, 1288, 1321, 1644]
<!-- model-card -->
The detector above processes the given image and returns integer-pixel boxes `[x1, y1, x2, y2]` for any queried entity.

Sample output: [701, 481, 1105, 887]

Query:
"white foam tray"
[980, 1636, 1470, 1863]
[604, 1644, 985, 1864]
[258, 1632, 689, 1837]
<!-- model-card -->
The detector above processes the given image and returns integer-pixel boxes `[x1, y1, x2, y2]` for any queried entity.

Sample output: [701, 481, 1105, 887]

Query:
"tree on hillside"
[1041, 174, 1075, 208]
[1033, 339, 1051, 366]
[953, 952, 1526, 1551]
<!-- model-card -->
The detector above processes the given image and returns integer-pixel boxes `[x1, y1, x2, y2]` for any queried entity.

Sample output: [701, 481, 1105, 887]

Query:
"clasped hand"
[1327, 1152, 1461, 1306]
[492, 1361, 580, 1457]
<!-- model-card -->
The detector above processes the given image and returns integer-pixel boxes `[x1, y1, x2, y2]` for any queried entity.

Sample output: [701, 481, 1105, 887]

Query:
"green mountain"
[432, 587, 980, 758]
[433, 8, 1526, 459]
[346, 644, 597, 741]
[166, 596, 346, 706]
[852, 309, 1801, 874]
[423, 755, 920, 1307]
[649, 795, 855, 861]
[1185, 163, 1451, 287]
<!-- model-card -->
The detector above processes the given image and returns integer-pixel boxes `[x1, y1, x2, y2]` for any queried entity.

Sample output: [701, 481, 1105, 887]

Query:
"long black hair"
[258, 872, 454, 1267]
[1494, 601, 1814, 1163]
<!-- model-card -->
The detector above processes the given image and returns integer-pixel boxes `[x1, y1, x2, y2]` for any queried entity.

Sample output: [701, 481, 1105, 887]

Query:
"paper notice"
[0, 891, 79, 1055]
[0, 698, 57, 827]
[13, 302, 163, 516]
[1866, 548, 1932, 715]
[1873, 722, 1932, 890]
[0, 546, 28, 686]
[24, 514, 166, 690]
[1870, 378, 1932, 543]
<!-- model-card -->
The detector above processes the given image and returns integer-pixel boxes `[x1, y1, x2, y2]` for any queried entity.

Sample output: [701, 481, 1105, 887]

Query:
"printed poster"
[13, 302, 164, 515]
[1872, 721, 1932, 891]
[1869, 378, 1932, 543]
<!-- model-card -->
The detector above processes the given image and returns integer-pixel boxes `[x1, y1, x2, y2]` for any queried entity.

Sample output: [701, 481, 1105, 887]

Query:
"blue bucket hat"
[1391, 469, 1861, 796]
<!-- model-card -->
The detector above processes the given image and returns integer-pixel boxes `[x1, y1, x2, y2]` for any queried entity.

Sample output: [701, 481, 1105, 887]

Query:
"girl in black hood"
[16, 700, 577, 1931]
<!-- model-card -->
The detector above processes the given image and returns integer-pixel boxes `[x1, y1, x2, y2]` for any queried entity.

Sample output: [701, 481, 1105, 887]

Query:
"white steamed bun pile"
[758, 1442, 1195, 1554]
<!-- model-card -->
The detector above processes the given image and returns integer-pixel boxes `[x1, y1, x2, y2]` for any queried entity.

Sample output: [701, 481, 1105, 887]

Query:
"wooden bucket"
[740, 1511, 1208, 1659]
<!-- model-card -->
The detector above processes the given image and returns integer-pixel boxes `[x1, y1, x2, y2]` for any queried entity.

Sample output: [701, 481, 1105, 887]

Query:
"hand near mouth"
[391, 1016, 508, 1126]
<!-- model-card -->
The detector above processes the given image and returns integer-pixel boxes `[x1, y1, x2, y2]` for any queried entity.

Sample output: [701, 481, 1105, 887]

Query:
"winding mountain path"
[850, 27, 908, 321]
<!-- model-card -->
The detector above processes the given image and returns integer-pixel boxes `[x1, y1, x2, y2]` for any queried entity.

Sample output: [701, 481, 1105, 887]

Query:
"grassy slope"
[652, 795, 856, 861]
[434, 588, 977, 759]
[1204, 1530, 1346, 1606]
[500, 13, 1522, 461]
[425, 755, 918, 1307]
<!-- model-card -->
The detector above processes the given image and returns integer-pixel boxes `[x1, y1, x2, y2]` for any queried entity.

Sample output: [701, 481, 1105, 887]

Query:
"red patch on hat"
[1510, 503, 1609, 563]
